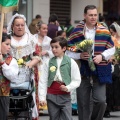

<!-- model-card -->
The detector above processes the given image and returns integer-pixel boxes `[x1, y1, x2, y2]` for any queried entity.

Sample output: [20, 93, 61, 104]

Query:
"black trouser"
[0, 96, 9, 120]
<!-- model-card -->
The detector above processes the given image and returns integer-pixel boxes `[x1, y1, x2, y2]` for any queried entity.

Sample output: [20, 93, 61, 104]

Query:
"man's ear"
[84, 13, 86, 20]
[63, 46, 67, 52]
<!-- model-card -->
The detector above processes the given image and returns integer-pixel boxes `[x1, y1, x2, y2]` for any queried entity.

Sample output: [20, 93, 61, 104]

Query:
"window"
[50, 0, 71, 25]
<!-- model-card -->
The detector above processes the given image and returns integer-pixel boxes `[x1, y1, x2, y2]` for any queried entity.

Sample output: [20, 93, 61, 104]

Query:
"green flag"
[0, 0, 19, 13]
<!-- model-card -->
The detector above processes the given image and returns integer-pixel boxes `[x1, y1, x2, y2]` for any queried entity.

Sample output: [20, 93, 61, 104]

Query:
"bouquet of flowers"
[76, 39, 96, 71]
[17, 58, 26, 67]
[114, 46, 120, 62]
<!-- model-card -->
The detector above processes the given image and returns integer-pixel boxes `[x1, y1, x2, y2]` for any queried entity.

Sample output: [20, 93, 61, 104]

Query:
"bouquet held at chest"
[76, 39, 96, 71]
[17, 58, 26, 67]
[114, 46, 120, 62]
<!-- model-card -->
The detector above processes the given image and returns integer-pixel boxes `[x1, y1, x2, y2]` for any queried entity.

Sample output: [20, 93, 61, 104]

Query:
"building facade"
[5, 0, 120, 27]
[5, 0, 103, 27]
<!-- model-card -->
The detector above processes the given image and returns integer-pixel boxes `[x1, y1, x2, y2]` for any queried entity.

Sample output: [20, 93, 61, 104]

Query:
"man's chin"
[54, 54, 59, 57]
[91, 22, 96, 25]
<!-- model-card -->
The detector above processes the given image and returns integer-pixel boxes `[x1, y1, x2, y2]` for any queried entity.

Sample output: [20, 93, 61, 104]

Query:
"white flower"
[50, 66, 56, 72]
[64, 27, 67, 31]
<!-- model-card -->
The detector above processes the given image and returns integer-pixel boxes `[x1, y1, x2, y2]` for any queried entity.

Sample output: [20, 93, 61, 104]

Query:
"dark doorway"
[50, 0, 71, 26]
[103, 0, 120, 26]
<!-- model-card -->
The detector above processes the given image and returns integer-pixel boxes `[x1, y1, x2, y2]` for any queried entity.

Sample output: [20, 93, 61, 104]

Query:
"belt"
[55, 80, 64, 85]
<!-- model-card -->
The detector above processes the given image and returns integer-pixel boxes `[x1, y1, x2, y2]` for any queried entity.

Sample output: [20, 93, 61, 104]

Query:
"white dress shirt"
[2, 58, 19, 83]
[34, 34, 54, 62]
[38, 56, 81, 101]
[54, 57, 63, 82]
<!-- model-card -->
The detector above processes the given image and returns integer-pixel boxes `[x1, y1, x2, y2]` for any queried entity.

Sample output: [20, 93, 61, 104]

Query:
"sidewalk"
[39, 111, 120, 120]
[103, 111, 120, 120]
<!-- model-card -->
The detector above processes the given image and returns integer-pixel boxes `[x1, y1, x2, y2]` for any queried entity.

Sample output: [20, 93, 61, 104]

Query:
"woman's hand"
[40, 101, 47, 106]
[26, 58, 39, 68]
[41, 51, 48, 56]
[26, 63, 33, 68]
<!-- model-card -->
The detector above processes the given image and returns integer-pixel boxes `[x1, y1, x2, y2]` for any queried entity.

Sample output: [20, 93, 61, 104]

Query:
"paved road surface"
[39, 111, 120, 120]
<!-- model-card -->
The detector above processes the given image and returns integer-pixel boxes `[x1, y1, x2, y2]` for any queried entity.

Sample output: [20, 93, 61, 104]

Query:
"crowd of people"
[0, 4, 120, 120]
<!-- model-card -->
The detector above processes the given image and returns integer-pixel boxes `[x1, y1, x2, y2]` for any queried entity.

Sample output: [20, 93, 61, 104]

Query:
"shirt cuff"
[1, 63, 7, 67]
[39, 96, 46, 101]
[0, 61, 5, 66]
[66, 85, 72, 92]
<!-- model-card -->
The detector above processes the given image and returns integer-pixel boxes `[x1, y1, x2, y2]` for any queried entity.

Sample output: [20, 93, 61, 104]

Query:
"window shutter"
[50, 0, 71, 26]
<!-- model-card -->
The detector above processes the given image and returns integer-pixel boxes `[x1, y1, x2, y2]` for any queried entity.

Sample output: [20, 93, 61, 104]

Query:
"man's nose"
[52, 48, 55, 51]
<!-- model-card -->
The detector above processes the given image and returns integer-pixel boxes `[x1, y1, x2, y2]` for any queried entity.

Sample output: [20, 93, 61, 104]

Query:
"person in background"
[99, 15, 108, 29]
[103, 22, 120, 118]
[2, 25, 7, 34]
[112, 58, 120, 110]
[38, 37, 81, 120]
[61, 17, 74, 38]
[109, 22, 120, 46]
[29, 14, 43, 35]
[47, 14, 61, 39]
[34, 21, 54, 114]
[66, 5, 115, 120]
[7, 13, 41, 120]
[56, 30, 67, 39]
[109, 22, 120, 111]
[0, 33, 19, 120]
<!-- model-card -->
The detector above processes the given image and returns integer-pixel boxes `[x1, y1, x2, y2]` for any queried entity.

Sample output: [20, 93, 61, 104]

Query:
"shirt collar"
[57, 56, 63, 60]
[85, 24, 96, 32]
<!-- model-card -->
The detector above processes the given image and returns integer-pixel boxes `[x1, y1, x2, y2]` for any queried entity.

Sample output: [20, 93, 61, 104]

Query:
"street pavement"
[39, 110, 120, 120]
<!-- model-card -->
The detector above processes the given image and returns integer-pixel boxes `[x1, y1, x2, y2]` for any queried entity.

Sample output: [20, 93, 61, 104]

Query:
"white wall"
[71, 0, 99, 27]
[33, 0, 50, 24]
[6, 12, 12, 26]
[6, 0, 101, 27]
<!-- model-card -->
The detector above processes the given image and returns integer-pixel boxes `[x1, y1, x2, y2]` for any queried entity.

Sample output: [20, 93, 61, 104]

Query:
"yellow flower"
[116, 56, 120, 60]
[80, 42, 84, 47]
[50, 66, 56, 72]
[76, 39, 95, 71]
[17, 58, 24, 65]
[88, 40, 93, 44]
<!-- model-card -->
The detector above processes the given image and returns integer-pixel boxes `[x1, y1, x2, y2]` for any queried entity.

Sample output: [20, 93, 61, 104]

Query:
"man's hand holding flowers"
[80, 52, 90, 60]
[79, 43, 103, 64]
[76, 39, 96, 71]
[114, 46, 120, 63]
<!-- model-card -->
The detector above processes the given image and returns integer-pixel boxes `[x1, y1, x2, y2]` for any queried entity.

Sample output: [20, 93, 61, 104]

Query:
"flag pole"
[0, 9, 5, 51]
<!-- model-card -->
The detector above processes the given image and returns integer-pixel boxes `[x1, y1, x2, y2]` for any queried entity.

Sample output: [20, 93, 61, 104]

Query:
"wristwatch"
[101, 54, 105, 60]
